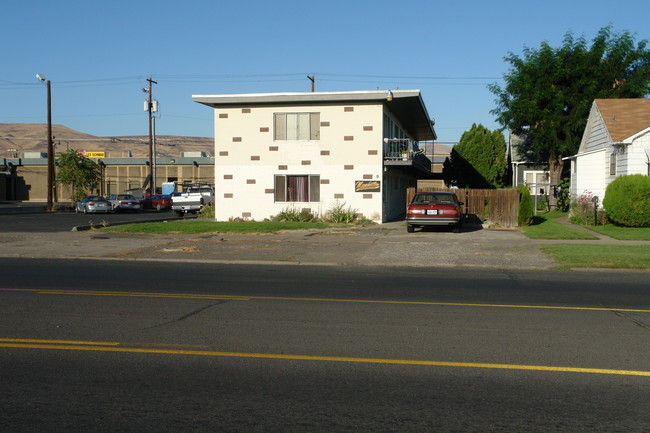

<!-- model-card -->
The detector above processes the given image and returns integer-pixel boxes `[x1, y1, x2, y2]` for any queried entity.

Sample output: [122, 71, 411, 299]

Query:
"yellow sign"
[355, 181, 380, 192]
[81, 152, 105, 158]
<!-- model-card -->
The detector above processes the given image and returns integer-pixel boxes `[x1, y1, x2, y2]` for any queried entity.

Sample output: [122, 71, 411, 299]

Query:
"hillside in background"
[0, 124, 213, 158]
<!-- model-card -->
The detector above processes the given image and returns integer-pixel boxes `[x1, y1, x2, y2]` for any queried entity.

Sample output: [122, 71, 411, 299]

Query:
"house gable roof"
[192, 89, 437, 141]
[595, 98, 650, 142]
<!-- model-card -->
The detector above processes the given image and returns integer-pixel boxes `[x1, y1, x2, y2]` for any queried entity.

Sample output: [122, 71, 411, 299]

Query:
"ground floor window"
[524, 170, 550, 194]
[610, 153, 617, 176]
[274, 175, 320, 202]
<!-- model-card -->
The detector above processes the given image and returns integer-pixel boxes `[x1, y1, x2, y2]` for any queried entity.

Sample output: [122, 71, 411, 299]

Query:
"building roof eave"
[192, 89, 436, 141]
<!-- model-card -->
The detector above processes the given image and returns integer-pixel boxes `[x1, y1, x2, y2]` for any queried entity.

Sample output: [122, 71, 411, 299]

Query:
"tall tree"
[55, 149, 101, 203]
[489, 26, 650, 200]
[444, 124, 507, 188]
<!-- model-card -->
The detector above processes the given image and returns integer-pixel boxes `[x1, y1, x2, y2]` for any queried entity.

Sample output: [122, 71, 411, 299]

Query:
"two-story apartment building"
[192, 90, 436, 222]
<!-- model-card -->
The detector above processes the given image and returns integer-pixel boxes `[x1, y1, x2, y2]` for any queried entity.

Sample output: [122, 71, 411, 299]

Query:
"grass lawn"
[541, 244, 650, 269]
[520, 211, 598, 240]
[100, 220, 332, 234]
[583, 224, 650, 241]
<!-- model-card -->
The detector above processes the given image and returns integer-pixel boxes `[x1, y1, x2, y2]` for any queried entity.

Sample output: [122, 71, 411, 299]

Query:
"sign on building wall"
[79, 151, 106, 158]
[355, 180, 380, 193]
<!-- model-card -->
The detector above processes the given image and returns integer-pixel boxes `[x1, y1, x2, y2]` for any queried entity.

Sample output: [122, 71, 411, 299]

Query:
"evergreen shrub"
[518, 185, 534, 226]
[602, 175, 650, 227]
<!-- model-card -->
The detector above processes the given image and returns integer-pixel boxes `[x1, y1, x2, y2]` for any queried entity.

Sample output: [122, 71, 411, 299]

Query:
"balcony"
[383, 138, 432, 175]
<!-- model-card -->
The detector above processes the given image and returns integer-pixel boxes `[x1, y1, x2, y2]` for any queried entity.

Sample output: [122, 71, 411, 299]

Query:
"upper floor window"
[274, 113, 320, 140]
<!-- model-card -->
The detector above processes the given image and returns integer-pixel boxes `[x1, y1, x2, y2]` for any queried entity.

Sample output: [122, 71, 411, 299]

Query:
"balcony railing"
[383, 138, 420, 161]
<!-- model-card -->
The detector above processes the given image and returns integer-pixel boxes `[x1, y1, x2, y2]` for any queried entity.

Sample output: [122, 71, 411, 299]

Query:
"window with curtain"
[274, 175, 320, 202]
[274, 113, 320, 140]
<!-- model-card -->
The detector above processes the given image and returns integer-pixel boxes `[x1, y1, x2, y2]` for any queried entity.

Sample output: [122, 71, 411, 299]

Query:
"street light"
[36, 74, 55, 211]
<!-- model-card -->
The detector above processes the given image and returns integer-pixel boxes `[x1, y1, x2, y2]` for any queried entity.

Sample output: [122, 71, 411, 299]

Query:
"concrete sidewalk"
[0, 222, 557, 269]
[1, 203, 648, 270]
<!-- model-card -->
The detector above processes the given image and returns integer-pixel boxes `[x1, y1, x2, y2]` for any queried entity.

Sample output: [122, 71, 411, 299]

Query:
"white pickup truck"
[171, 184, 214, 216]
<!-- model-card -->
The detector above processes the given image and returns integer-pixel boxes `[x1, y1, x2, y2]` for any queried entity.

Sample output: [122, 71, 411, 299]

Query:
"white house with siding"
[192, 90, 436, 222]
[567, 98, 650, 204]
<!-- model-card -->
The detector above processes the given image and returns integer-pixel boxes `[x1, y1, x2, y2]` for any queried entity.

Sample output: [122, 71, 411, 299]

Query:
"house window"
[610, 153, 616, 176]
[274, 175, 320, 202]
[274, 113, 320, 140]
[523, 170, 550, 194]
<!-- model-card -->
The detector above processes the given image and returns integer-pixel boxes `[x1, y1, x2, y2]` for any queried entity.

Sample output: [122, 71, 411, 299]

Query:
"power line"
[1, 72, 502, 87]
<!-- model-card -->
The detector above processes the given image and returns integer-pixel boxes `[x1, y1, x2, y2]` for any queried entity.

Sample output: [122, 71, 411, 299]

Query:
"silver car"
[106, 194, 142, 213]
[76, 196, 113, 214]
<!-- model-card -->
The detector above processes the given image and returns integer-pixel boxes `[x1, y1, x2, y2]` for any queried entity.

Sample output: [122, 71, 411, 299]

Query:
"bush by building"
[602, 175, 650, 227]
[518, 185, 533, 226]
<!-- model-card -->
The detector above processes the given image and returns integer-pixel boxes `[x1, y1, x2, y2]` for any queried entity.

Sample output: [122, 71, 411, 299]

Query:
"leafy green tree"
[55, 149, 101, 203]
[444, 124, 507, 188]
[489, 26, 650, 201]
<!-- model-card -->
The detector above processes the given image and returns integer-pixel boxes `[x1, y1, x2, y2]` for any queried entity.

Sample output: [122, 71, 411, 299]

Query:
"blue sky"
[2, 0, 648, 144]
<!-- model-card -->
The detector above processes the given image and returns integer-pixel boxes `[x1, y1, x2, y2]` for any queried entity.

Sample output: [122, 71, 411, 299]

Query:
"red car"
[142, 194, 172, 211]
[406, 191, 464, 233]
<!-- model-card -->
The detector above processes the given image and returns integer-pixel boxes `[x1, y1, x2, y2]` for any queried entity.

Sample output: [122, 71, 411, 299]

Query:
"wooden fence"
[407, 187, 520, 227]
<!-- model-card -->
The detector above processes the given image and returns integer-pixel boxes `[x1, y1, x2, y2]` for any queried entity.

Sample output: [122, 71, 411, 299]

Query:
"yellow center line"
[0, 288, 249, 301]
[0, 338, 119, 346]
[1, 288, 649, 312]
[2, 340, 649, 377]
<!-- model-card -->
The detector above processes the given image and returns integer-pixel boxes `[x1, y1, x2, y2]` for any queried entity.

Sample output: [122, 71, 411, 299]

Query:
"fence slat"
[407, 187, 520, 227]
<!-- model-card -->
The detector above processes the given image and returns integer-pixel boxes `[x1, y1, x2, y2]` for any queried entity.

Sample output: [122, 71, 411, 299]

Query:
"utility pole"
[308, 74, 315, 92]
[143, 77, 157, 195]
[46, 79, 54, 211]
[37, 74, 55, 211]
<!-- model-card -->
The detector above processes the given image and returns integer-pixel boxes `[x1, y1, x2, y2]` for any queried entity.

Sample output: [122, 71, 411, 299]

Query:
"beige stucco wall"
[213, 103, 385, 221]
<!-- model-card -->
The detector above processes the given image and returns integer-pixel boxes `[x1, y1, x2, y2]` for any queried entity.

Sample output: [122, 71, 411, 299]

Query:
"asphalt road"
[1, 259, 649, 432]
[0, 208, 183, 232]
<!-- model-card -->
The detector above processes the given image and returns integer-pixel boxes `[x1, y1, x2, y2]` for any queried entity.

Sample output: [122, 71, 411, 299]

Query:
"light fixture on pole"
[36, 74, 55, 211]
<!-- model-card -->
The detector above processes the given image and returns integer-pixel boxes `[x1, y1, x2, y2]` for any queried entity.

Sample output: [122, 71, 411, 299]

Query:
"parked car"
[75, 195, 113, 214]
[406, 191, 464, 233]
[106, 194, 142, 213]
[142, 194, 172, 211]
[171, 184, 214, 216]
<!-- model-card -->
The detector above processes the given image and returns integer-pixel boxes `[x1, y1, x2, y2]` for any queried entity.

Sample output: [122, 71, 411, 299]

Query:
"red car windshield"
[412, 194, 456, 205]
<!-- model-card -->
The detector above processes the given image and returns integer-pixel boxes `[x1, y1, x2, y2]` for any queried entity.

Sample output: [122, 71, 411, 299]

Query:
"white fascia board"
[568, 148, 607, 159]
[192, 89, 422, 106]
